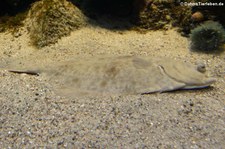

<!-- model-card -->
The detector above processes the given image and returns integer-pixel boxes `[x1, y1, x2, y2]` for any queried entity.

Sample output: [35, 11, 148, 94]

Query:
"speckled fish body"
[6, 56, 216, 96]
[37, 56, 216, 95]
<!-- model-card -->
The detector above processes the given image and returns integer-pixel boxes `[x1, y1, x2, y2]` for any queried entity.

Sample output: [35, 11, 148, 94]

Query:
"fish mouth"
[182, 78, 217, 89]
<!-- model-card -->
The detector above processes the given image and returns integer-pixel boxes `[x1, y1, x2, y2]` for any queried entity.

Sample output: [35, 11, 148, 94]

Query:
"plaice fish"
[7, 56, 216, 96]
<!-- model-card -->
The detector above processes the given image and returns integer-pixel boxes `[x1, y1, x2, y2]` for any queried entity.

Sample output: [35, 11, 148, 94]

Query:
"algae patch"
[137, 0, 192, 32]
[190, 21, 225, 53]
[0, 12, 27, 32]
[27, 0, 86, 48]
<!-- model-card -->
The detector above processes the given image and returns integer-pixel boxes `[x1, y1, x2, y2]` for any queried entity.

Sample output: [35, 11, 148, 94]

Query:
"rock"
[26, 0, 87, 48]
[191, 11, 204, 22]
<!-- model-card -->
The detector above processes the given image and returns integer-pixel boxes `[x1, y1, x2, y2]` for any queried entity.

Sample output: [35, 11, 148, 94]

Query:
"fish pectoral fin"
[140, 65, 187, 94]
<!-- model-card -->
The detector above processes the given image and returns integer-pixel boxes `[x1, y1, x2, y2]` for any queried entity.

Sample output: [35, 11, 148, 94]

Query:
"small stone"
[13, 32, 22, 38]
[191, 11, 204, 22]
[165, 15, 171, 20]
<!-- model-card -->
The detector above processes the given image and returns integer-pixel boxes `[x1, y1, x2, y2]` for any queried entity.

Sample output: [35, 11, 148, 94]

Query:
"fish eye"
[196, 63, 206, 73]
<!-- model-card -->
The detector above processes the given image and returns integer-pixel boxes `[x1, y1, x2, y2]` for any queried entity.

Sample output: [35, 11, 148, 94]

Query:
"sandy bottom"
[0, 25, 224, 148]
